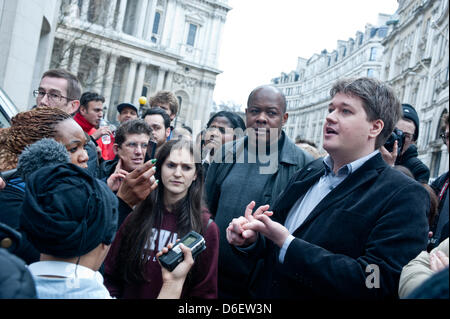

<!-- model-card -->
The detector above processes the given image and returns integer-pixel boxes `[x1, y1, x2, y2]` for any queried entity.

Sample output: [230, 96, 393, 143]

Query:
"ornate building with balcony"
[50, 0, 231, 128]
[382, 0, 448, 179]
[271, 14, 390, 149]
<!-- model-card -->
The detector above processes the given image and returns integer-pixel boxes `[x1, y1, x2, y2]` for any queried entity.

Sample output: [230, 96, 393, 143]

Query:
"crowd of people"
[0, 68, 448, 300]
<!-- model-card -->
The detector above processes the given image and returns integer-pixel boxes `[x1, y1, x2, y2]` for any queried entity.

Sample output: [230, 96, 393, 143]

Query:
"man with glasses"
[97, 119, 154, 226]
[381, 103, 430, 183]
[98, 119, 152, 184]
[33, 69, 82, 115]
[33, 69, 99, 177]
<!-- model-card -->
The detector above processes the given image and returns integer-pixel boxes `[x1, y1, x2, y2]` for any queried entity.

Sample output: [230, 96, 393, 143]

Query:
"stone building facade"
[50, 0, 231, 128]
[272, 14, 390, 149]
[0, 0, 60, 111]
[382, 0, 448, 179]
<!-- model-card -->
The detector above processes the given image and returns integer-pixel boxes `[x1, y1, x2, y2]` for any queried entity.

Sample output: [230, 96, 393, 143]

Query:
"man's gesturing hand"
[226, 201, 271, 247]
[243, 210, 290, 248]
[116, 159, 158, 208]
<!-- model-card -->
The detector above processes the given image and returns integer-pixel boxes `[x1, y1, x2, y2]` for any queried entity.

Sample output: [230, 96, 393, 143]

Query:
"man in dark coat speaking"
[226, 77, 429, 299]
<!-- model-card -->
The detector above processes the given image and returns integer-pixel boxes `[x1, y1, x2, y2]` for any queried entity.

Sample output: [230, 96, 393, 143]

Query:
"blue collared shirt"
[279, 150, 380, 263]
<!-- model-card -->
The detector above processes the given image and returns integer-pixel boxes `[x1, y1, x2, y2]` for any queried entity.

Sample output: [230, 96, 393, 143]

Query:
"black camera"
[145, 140, 158, 162]
[384, 128, 405, 156]
[158, 231, 206, 272]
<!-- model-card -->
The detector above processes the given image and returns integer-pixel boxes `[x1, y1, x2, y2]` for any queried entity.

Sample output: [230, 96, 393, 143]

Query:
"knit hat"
[20, 163, 118, 258]
[402, 104, 420, 141]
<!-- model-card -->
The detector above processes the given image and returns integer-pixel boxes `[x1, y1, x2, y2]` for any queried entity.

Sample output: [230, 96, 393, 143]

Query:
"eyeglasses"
[33, 90, 73, 103]
[440, 132, 449, 144]
[124, 142, 149, 150]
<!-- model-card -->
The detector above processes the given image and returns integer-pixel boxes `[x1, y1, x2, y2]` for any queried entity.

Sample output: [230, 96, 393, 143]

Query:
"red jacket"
[73, 112, 115, 160]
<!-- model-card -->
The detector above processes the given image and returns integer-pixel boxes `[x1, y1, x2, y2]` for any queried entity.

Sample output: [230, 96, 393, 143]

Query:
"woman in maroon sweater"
[104, 139, 219, 298]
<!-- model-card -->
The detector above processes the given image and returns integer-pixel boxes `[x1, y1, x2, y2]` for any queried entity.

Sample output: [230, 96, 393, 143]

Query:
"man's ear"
[166, 127, 171, 138]
[369, 119, 384, 138]
[113, 143, 119, 155]
[69, 100, 81, 115]
[282, 112, 289, 126]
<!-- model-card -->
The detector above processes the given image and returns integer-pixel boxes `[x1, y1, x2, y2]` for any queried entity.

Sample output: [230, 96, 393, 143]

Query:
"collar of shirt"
[323, 150, 380, 178]
[280, 149, 380, 264]
[28, 261, 104, 284]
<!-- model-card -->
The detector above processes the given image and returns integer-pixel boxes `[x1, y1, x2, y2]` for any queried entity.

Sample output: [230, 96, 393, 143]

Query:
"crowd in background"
[0, 68, 448, 300]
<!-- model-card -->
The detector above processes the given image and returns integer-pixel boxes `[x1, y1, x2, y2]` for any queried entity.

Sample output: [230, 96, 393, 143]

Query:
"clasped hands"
[226, 201, 290, 248]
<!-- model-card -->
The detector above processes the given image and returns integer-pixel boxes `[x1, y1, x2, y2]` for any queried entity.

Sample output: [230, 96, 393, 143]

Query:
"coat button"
[1, 237, 12, 249]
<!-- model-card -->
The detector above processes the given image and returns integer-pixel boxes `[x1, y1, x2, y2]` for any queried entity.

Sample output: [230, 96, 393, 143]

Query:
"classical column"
[161, 0, 176, 48]
[409, 21, 423, 69]
[163, 70, 174, 90]
[202, 14, 215, 65]
[134, 63, 147, 102]
[80, 0, 90, 21]
[387, 45, 398, 80]
[116, 0, 128, 32]
[124, 61, 138, 103]
[136, 0, 150, 38]
[95, 51, 108, 93]
[195, 81, 214, 126]
[60, 40, 71, 69]
[155, 67, 167, 91]
[104, 55, 118, 114]
[67, 0, 79, 18]
[70, 46, 83, 78]
[106, 0, 118, 29]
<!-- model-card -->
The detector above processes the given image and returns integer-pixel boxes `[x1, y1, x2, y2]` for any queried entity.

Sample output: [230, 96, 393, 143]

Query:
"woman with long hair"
[104, 139, 219, 298]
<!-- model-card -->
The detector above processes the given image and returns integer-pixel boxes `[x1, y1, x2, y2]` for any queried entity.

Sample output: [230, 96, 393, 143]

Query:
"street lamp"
[138, 96, 147, 113]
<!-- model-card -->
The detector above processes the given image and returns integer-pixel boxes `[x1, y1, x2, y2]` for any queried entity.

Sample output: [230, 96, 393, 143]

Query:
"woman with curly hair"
[0, 106, 88, 171]
[0, 106, 89, 263]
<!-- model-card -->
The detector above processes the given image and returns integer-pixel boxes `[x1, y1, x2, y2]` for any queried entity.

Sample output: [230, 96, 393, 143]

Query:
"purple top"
[104, 209, 219, 299]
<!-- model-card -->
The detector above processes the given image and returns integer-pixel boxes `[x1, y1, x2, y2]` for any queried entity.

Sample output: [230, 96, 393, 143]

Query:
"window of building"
[367, 69, 374, 77]
[378, 27, 388, 38]
[359, 35, 363, 45]
[152, 11, 161, 35]
[369, 47, 377, 61]
[187, 23, 197, 46]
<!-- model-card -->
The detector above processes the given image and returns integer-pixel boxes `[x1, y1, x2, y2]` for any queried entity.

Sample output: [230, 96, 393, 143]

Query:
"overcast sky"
[213, 0, 399, 110]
